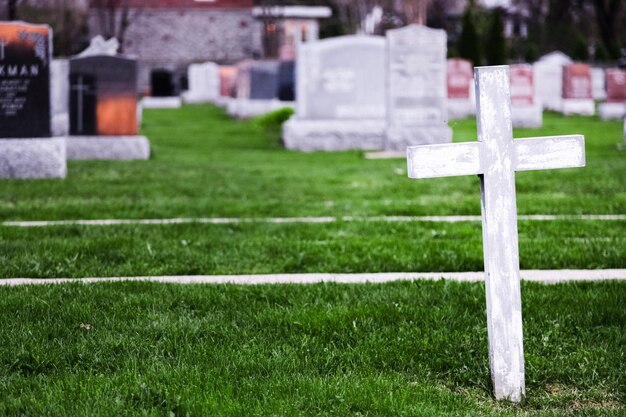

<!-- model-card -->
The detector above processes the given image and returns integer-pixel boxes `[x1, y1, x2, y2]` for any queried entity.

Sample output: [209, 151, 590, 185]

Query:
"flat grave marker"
[406, 65, 585, 402]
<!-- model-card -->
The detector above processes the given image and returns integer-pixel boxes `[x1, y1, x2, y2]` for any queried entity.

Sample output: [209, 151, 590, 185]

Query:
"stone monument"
[227, 60, 294, 119]
[142, 68, 182, 109]
[182, 61, 220, 104]
[385, 25, 452, 150]
[67, 54, 149, 159]
[599, 68, 626, 120]
[283, 35, 386, 151]
[591, 67, 607, 101]
[533, 51, 573, 111]
[561, 63, 594, 115]
[509, 64, 542, 128]
[447, 58, 475, 119]
[0, 21, 66, 178]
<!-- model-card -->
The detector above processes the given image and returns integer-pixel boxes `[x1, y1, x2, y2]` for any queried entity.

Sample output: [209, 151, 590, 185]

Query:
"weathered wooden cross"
[406, 66, 585, 402]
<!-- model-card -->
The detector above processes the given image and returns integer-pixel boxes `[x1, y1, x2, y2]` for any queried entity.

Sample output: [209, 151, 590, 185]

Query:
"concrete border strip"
[1, 269, 625, 286]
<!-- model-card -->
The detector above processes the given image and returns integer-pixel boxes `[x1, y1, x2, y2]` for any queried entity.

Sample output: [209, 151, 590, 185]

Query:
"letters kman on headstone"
[407, 66, 585, 402]
[0, 21, 66, 178]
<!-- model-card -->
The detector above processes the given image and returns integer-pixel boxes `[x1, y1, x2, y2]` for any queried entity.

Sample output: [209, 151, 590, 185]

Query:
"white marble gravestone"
[385, 25, 452, 150]
[407, 65, 585, 402]
[283, 35, 386, 151]
[509, 64, 542, 128]
[51, 59, 69, 136]
[533, 51, 572, 111]
[182, 61, 220, 104]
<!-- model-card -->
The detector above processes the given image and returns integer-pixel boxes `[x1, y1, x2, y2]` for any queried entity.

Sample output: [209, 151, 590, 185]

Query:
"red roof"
[90, 0, 253, 9]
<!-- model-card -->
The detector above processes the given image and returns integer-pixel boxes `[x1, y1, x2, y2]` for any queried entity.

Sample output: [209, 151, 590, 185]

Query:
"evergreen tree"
[572, 34, 589, 62]
[485, 7, 507, 65]
[457, 3, 481, 66]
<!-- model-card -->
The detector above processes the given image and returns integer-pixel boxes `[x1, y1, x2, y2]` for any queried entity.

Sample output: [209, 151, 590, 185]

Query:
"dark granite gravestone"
[69, 55, 138, 136]
[0, 22, 51, 138]
[278, 61, 295, 101]
[151, 69, 175, 97]
[249, 61, 280, 100]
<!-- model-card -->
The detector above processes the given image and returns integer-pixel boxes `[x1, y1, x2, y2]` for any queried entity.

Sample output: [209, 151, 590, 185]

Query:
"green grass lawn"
[0, 105, 624, 277]
[0, 281, 623, 416]
[0, 106, 624, 414]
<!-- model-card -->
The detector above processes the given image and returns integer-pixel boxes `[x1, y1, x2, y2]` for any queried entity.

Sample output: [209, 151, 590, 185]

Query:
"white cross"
[71, 75, 91, 133]
[406, 66, 585, 402]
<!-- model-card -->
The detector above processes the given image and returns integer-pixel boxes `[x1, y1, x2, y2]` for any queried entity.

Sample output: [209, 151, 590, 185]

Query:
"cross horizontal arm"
[514, 135, 585, 172]
[407, 142, 484, 179]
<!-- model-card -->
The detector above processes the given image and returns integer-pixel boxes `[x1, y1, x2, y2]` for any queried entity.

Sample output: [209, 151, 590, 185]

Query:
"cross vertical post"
[0, 38, 5, 60]
[71, 75, 87, 133]
[475, 66, 524, 402]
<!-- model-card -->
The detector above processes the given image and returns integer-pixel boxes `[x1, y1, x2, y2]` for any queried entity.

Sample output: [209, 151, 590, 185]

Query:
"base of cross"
[0, 137, 67, 179]
[66, 136, 151, 160]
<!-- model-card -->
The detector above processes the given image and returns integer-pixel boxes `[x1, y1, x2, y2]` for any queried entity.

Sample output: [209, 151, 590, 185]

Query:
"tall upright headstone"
[182, 61, 220, 104]
[385, 25, 452, 149]
[509, 64, 542, 128]
[447, 58, 475, 119]
[561, 63, 594, 115]
[283, 35, 386, 150]
[599, 68, 626, 120]
[533, 51, 572, 111]
[0, 21, 66, 178]
[67, 54, 149, 160]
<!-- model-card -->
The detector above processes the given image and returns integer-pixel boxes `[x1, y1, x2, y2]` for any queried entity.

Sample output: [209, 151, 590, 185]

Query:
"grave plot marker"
[406, 66, 585, 402]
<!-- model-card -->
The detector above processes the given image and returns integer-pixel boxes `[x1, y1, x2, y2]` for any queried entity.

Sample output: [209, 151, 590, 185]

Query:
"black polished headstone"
[0, 22, 51, 138]
[278, 61, 295, 101]
[69, 55, 138, 136]
[151, 69, 175, 97]
[249, 61, 280, 100]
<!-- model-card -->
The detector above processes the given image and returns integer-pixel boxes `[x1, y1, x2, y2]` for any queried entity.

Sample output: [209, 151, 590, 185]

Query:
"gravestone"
[561, 63, 594, 115]
[509, 63, 542, 128]
[407, 65, 585, 402]
[599, 68, 626, 120]
[219, 66, 237, 98]
[182, 61, 219, 104]
[151, 69, 175, 97]
[141, 68, 182, 108]
[278, 60, 295, 101]
[283, 35, 386, 150]
[533, 51, 572, 111]
[591, 67, 606, 100]
[50, 59, 69, 136]
[67, 54, 149, 160]
[227, 59, 294, 119]
[447, 58, 475, 119]
[0, 21, 66, 178]
[250, 60, 281, 99]
[385, 25, 452, 149]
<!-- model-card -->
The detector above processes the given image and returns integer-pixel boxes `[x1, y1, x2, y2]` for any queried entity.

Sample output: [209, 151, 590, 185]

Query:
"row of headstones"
[0, 22, 149, 179]
[282, 25, 543, 151]
[282, 27, 626, 152]
[533, 51, 626, 119]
